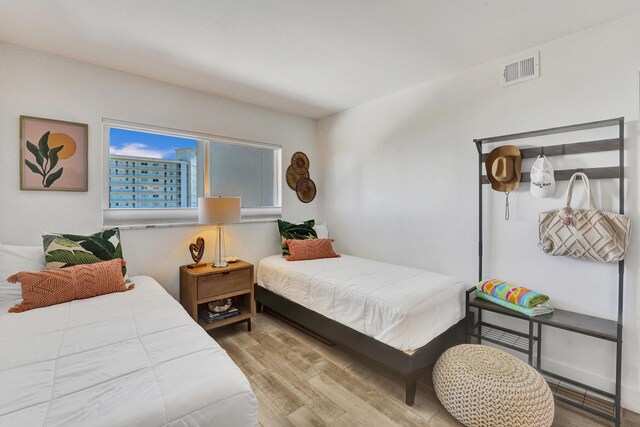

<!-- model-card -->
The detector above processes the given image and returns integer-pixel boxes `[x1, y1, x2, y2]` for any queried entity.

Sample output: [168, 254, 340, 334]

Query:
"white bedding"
[0, 276, 257, 427]
[257, 255, 466, 352]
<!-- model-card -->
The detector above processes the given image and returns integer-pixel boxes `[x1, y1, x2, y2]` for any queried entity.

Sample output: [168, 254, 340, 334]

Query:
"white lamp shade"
[198, 197, 241, 224]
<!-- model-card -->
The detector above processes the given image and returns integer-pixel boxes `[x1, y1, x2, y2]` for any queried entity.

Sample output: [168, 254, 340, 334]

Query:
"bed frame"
[254, 285, 466, 405]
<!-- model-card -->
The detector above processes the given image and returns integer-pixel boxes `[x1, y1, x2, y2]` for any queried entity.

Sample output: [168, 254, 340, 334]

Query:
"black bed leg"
[256, 301, 263, 313]
[405, 375, 418, 406]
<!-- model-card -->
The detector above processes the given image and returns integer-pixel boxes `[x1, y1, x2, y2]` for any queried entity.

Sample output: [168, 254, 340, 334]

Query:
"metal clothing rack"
[466, 117, 625, 425]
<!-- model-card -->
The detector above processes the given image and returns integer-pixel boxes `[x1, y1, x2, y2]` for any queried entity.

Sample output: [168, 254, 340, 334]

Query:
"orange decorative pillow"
[7, 258, 134, 313]
[285, 238, 340, 261]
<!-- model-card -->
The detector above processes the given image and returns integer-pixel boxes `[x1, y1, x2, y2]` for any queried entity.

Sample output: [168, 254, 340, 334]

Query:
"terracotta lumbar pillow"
[7, 258, 134, 313]
[285, 238, 340, 261]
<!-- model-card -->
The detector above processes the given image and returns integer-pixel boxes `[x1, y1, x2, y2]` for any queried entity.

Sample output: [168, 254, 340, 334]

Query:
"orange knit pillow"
[285, 238, 340, 261]
[7, 258, 134, 313]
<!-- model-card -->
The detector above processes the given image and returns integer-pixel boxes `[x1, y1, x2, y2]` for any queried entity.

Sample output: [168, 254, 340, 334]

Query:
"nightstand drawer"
[197, 268, 251, 299]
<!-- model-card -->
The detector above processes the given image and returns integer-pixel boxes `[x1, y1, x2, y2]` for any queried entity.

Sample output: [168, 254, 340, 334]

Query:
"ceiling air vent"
[501, 51, 539, 87]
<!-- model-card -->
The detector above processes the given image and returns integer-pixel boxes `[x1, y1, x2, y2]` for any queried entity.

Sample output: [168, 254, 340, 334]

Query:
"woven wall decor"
[433, 344, 554, 427]
[288, 151, 316, 203]
[291, 151, 310, 174]
[296, 178, 316, 203]
[286, 166, 309, 190]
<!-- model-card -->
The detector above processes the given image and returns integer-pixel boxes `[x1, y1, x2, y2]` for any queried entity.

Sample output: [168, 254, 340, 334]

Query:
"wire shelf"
[543, 374, 615, 421]
[479, 325, 531, 352]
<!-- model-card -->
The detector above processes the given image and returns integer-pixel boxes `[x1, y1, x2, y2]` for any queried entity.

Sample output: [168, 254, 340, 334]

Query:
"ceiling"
[1, 1, 640, 119]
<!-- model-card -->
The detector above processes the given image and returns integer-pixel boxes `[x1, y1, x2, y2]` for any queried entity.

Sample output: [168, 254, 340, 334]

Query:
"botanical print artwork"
[24, 131, 66, 188]
[20, 116, 88, 191]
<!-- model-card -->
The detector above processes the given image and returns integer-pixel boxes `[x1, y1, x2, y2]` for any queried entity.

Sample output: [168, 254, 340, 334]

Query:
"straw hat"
[485, 145, 521, 192]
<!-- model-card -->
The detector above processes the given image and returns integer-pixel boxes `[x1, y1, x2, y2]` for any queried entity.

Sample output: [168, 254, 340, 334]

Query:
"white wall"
[0, 41, 320, 298]
[2, 11, 640, 413]
[318, 13, 640, 411]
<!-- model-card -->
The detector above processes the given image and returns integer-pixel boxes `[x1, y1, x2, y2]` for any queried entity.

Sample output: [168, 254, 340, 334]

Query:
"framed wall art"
[20, 115, 88, 191]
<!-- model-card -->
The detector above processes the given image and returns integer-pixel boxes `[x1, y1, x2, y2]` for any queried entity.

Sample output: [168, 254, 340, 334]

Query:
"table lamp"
[198, 196, 241, 268]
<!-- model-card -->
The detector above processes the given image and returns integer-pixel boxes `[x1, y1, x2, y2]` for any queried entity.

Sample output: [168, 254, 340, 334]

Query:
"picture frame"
[20, 115, 88, 191]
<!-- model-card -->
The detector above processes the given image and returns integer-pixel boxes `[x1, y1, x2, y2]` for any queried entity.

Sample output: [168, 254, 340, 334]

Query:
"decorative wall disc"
[291, 151, 310, 174]
[286, 165, 309, 190]
[296, 178, 316, 203]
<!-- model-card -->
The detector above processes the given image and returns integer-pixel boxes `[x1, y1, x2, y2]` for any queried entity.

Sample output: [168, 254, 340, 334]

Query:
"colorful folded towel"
[477, 279, 549, 308]
[475, 290, 554, 317]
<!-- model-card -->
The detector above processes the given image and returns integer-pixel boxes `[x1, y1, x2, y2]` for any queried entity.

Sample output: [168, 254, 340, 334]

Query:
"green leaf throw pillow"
[277, 219, 317, 257]
[42, 228, 129, 282]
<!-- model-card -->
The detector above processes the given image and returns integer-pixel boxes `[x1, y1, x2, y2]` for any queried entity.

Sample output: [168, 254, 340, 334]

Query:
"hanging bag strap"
[565, 172, 595, 209]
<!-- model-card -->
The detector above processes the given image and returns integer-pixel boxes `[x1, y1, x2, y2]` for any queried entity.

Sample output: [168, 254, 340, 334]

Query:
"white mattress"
[0, 276, 257, 427]
[257, 255, 466, 352]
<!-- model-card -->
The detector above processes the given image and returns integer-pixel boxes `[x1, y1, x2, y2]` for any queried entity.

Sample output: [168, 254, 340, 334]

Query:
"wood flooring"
[210, 313, 640, 427]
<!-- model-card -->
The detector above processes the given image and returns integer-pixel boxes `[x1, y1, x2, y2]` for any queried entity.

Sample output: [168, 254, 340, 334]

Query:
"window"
[103, 119, 282, 227]
[107, 127, 198, 211]
[209, 141, 278, 208]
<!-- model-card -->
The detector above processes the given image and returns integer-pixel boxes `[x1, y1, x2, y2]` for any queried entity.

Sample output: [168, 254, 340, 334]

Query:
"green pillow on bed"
[277, 219, 317, 257]
[42, 228, 129, 282]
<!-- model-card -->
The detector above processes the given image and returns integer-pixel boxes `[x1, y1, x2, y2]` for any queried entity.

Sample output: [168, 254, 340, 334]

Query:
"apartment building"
[109, 151, 196, 208]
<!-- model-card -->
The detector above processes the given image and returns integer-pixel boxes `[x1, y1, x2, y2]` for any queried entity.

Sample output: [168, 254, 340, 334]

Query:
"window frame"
[102, 118, 283, 229]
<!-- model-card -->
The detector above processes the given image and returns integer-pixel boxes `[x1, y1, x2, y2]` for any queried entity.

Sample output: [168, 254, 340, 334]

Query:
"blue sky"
[109, 128, 196, 159]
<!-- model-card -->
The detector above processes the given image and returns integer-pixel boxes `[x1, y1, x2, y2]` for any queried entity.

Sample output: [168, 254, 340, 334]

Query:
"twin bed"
[256, 254, 467, 405]
[0, 274, 257, 427]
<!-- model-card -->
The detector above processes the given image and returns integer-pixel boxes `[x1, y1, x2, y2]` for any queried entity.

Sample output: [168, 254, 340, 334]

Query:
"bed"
[0, 274, 257, 427]
[256, 254, 467, 405]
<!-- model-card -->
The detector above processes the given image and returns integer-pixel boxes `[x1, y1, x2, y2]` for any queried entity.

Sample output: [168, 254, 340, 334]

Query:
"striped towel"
[475, 290, 554, 317]
[477, 279, 549, 308]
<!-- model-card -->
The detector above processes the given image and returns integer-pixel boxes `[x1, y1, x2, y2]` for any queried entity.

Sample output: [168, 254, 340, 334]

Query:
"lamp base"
[212, 224, 228, 268]
[213, 260, 228, 268]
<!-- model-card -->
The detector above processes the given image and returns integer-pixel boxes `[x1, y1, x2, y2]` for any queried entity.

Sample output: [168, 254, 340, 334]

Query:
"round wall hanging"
[286, 165, 309, 190]
[296, 177, 316, 203]
[291, 151, 310, 174]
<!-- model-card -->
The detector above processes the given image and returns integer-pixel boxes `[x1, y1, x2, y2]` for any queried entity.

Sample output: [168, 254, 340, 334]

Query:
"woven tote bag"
[538, 172, 630, 263]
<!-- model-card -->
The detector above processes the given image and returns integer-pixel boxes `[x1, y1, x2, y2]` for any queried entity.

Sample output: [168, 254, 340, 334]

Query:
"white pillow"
[0, 244, 46, 298]
[314, 223, 330, 239]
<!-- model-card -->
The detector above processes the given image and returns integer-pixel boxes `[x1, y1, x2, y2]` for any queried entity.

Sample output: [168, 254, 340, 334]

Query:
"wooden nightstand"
[180, 261, 255, 332]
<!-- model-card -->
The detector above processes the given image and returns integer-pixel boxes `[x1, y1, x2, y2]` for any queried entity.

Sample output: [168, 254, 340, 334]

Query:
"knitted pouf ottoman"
[433, 344, 554, 427]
